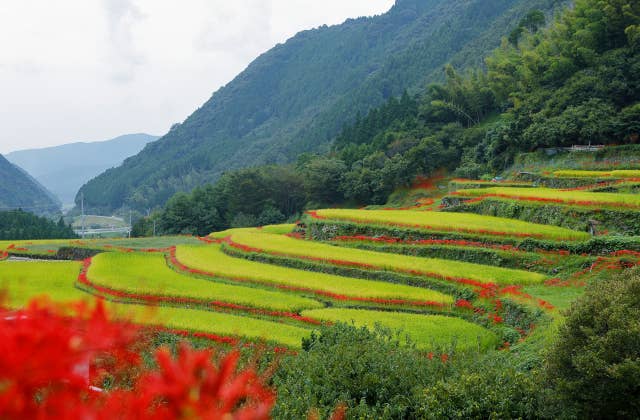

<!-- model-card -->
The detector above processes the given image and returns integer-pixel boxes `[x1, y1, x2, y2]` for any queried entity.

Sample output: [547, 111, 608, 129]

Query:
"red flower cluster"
[547, 249, 640, 287]
[426, 352, 451, 363]
[0, 251, 8, 260]
[454, 299, 474, 310]
[0, 300, 275, 419]
[383, 198, 435, 211]
[285, 232, 305, 239]
[6, 243, 29, 252]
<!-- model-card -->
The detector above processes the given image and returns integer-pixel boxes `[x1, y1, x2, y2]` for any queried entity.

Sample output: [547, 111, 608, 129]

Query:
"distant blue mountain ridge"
[6, 133, 159, 207]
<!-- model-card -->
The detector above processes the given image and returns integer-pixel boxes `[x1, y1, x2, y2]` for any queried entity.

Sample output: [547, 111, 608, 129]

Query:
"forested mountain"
[0, 154, 60, 216]
[80, 0, 565, 213]
[6, 133, 158, 206]
[137, 0, 640, 235]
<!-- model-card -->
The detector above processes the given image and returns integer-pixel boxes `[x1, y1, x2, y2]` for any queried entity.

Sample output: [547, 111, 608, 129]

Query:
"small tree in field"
[545, 267, 640, 419]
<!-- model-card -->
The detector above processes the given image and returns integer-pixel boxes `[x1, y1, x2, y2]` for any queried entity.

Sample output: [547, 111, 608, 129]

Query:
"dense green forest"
[136, 0, 640, 236]
[0, 155, 60, 217]
[79, 0, 566, 214]
[0, 210, 76, 241]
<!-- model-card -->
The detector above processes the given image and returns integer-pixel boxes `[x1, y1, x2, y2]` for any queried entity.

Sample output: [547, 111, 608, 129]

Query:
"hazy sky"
[0, 0, 395, 154]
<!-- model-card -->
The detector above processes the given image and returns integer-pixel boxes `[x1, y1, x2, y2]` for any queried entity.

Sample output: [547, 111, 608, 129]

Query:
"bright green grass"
[456, 187, 640, 209]
[209, 224, 295, 239]
[301, 308, 499, 351]
[126, 305, 311, 348]
[520, 285, 585, 312]
[0, 260, 87, 305]
[89, 252, 322, 312]
[175, 245, 452, 304]
[313, 209, 587, 241]
[0, 260, 311, 348]
[229, 232, 547, 286]
[553, 169, 640, 178]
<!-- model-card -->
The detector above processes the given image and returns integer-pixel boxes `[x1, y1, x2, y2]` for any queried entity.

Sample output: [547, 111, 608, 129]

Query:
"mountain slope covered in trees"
[6, 133, 158, 206]
[137, 0, 640, 235]
[80, 0, 565, 213]
[0, 155, 60, 216]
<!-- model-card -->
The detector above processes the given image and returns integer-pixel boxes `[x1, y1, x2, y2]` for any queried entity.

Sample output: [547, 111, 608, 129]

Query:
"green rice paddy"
[312, 208, 588, 241]
[228, 232, 547, 285]
[455, 187, 640, 209]
[175, 244, 453, 304]
[301, 308, 499, 351]
[88, 252, 323, 312]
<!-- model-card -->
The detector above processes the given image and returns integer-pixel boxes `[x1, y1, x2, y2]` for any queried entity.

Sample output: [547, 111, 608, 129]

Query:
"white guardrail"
[73, 227, 131, 236]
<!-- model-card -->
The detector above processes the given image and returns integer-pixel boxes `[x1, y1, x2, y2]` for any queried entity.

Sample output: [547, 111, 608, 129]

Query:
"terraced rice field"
[0, 260, 87, 305]
[454, 187, 640, 210]
[226, 232, 547, 286]
[7, 176, 618, 353]
[87, 252, 323, 312]
[553, 170, 640, 178]
[174, 245, 453, 305]
[310, 209, 587, 241]
[210, 224, 295, 239]
[0, 236, 203, 256]
[301, 308, 499, 351]
[0, 259, 312, 348]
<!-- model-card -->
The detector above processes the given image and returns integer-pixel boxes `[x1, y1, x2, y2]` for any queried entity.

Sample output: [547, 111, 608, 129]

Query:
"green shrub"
[544, 267, 640, 419]
[416, 353, 541, 419]
[272, 323, 448, 419]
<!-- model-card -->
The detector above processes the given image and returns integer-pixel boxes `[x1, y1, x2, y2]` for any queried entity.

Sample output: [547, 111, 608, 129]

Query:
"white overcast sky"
[0, 0, 395, 154]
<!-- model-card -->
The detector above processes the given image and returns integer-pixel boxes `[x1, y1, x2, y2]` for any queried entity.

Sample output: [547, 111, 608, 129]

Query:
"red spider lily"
[0, 300, 275, 419]
[285, 232, 305, 239]
[113, 346, 275, 420]
[383, 198, 435, 211]
[0, 251, 8, 260]
[196, 236, 218, 244]
[454, 299, 474, 310]
[560, 178, 640, 192]
[489, 313, 504, 324]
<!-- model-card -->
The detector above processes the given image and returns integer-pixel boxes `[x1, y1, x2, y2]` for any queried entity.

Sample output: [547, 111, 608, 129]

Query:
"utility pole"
[80, 192, 85, 239]
[129, 210, 132, 238]
[153, 219, 156, 237]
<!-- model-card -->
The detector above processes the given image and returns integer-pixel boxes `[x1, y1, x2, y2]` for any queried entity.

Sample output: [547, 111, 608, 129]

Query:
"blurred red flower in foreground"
[0, 299, 274, 419]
